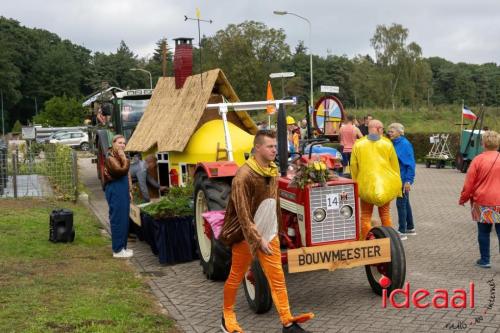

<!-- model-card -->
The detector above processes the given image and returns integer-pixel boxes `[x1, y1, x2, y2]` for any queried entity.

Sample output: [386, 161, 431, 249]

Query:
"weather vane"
[184, 8, 213, 88]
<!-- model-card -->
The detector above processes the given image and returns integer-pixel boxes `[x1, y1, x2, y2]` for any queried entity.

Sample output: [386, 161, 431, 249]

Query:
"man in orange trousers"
[219, 130, 314, 333]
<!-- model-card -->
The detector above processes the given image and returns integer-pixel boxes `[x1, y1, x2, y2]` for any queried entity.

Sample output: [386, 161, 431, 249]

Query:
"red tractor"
[193, 99, 406, 313]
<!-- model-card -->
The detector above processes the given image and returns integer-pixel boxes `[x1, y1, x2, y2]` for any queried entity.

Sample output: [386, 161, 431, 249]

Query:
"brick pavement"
[79, 158, 500, 333]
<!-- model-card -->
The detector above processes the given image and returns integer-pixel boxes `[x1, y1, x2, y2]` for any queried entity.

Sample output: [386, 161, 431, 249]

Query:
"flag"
[462, 106, 477, 120]
[266, 81, 276, 115]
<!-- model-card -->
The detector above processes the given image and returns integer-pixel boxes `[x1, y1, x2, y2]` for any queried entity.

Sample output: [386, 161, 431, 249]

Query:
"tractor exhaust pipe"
[277, 103, 288, 176]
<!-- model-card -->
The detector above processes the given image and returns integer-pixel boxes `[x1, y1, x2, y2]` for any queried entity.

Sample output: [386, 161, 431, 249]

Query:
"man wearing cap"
[286, 116, 300, 153]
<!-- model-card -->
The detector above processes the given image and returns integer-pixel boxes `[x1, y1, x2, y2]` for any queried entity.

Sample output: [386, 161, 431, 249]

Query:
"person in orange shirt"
[459, 130, 500, 268]
[339, 115, 362, 170]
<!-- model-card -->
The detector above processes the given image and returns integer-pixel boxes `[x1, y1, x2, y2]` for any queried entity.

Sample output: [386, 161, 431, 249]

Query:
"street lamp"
[273, 10, 314, 109]
[130, 68, 153, 89]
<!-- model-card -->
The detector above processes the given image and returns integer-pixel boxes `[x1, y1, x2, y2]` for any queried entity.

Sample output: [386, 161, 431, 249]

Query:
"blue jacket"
[392, 136, 416, 184]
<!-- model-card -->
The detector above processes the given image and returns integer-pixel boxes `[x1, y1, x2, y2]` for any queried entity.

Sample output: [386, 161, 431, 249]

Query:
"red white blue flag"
[462, 106, 477, 120]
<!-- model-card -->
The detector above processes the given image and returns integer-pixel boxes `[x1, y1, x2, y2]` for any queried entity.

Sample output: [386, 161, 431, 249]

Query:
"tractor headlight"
[340, 205, 353, 219]
[313, 208, 326, 222]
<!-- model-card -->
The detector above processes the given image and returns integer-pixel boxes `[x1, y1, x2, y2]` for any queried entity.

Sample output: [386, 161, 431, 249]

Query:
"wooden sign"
[287, 238, 391, 273]
[129, 204, 141, 226]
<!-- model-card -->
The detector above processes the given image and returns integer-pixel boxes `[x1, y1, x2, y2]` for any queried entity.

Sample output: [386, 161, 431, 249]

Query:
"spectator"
[339, 115, 362, 169]
[144, 155, 166, 200]
[286, 116, 300, 153]
[103, 135, 133, 258]
[358, 115, 373, 136]
[129, 154, 167, 203]
[459, 130, 500, 268]
[299, 119, 308, 139]
[350, 120, 402, 239]
[388, 123, 416, 238]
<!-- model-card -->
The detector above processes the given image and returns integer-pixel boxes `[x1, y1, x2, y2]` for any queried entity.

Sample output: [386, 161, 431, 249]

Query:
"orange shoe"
[221, 315, 243, 333]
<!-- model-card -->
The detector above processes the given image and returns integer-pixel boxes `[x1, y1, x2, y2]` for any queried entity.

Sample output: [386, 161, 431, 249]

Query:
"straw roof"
[126, 68, 257, 152]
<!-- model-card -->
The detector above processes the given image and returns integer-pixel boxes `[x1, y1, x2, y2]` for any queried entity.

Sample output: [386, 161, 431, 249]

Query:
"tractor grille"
[309, 184, 356, 244]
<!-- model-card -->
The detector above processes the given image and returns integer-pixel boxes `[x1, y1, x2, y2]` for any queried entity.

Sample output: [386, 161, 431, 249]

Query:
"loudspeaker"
[49, 209, 75, 243]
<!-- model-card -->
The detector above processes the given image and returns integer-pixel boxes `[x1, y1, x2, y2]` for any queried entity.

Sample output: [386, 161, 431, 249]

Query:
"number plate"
[326, 193, 340, 210]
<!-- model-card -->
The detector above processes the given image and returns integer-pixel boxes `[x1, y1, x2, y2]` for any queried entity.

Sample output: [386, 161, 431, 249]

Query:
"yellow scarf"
[246, 156, 279, 177]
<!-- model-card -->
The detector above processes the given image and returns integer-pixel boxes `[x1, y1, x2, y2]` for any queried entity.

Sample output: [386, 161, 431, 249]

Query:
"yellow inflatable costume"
[350, 136, 402, 238]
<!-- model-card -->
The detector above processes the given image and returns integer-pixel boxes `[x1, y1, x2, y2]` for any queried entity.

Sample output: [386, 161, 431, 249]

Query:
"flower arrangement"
[288, 157, 337, 189]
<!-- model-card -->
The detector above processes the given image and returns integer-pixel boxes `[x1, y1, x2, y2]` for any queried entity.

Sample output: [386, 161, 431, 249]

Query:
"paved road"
[79, 158, 500, 333]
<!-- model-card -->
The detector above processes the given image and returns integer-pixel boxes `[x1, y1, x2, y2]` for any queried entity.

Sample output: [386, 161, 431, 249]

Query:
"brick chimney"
[173, 37, 194, 89]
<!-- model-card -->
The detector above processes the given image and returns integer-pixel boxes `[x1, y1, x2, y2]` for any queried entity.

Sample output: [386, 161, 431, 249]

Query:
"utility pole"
[184, 8, 213, 88]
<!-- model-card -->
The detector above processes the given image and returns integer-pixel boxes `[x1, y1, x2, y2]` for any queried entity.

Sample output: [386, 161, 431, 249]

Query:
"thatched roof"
[126, 68, 257, 152]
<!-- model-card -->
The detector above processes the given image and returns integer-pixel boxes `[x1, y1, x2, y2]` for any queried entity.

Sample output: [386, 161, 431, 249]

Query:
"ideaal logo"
[382, 282, 475, 309]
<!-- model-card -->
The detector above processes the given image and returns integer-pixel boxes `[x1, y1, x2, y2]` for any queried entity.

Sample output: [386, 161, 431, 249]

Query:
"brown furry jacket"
[103, 149, 130, 187]
[219, 164, 283, 257]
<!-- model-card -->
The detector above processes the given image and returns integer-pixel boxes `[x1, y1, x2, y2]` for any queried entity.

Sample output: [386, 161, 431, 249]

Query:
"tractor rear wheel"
[243, 260, 273, 314]
[193, 171, 232, 281]
[365, 226, 406, 296]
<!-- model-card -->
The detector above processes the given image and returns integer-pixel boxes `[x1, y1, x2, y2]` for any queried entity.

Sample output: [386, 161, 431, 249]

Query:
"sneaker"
[221, 316, 241, 333]
[283, 322, 312, 333]
[406, 229, 417, 235]
[476, 259, 491, 268]
[113, 249, 133, 259]
[124, 248, 134, 256]
[397, 231, 408, 240]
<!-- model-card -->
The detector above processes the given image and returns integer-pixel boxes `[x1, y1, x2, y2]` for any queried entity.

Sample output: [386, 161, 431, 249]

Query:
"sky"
[2, 0, 500, 64]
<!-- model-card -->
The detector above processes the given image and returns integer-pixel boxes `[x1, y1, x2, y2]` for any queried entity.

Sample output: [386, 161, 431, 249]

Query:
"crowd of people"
[259, 114, 418, 241]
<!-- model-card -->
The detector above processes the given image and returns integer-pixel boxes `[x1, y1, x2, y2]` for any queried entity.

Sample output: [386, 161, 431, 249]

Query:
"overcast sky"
[2, 0, 500, 64]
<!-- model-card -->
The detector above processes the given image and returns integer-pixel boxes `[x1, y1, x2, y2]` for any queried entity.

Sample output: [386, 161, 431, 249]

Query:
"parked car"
[49, 131, 90, 151]
[40, 130, 69, 144]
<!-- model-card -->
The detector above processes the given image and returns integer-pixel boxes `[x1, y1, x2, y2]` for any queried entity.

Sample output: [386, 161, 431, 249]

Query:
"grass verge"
[0, 199, 177, 333]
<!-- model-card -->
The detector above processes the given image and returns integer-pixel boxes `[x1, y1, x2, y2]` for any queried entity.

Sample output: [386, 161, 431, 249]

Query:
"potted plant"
[141, 185, 197, 264]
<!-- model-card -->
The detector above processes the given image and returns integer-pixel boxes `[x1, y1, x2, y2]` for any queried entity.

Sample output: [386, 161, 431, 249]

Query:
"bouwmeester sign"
[287, 238, 391, 273]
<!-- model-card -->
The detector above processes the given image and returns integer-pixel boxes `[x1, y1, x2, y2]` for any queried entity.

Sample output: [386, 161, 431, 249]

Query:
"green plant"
[142, 185, 194, 219]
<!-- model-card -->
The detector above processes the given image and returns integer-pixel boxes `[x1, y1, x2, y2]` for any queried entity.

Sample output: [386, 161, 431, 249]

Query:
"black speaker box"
[49, 209, 75, 243]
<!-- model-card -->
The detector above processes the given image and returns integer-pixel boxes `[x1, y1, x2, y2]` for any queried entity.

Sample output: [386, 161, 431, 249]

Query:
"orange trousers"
[360, 200, 392, 239]
[223, 236, 313, 332]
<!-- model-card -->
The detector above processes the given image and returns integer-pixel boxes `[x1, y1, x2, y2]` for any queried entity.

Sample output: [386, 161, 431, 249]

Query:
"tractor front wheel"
[243, 260, 273, 314]
[365, 226, 406, 296]
[193, 171, 232, 281]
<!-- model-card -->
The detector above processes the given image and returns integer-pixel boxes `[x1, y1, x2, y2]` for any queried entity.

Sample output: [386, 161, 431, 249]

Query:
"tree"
[144, 37, 173, 85]
[370, 23, 431, 109]
[11, 120, 22, 133]
[33, 96, 85, 127]
[91, 41, 143, 90]
[201, 21, 291, 101]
